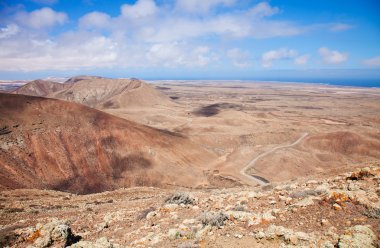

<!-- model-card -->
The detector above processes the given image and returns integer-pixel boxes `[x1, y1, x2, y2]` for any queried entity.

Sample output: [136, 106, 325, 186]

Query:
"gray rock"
[293, 197, 315, 207]
[67, 237, 113, 248]
[338, 225, 377, 248]
[28, 219, 80, 248]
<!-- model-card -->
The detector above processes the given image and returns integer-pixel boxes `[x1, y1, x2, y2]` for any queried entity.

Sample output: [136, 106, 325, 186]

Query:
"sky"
[0, 0, 380, 81]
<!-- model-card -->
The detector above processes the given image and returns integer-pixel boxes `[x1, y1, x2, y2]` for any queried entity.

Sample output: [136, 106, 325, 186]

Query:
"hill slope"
[48, 78, 174, 109]
[13, 79, 68, 97]
[1, 165, 379, 247]
[0, 93, 216, 194]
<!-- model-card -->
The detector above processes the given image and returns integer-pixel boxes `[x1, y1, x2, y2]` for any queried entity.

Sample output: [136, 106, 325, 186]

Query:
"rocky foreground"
[1, 165, 379, 248]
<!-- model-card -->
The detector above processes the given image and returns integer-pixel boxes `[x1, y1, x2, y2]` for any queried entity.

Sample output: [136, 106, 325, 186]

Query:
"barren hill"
[0, 93, 216, 194]
[13, 79, 68, 97]
[63, 75, 104, 84]
[48, 78, 174, 109]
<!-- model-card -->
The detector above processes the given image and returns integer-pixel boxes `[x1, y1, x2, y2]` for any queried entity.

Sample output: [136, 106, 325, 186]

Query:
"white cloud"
[0, 32, 118, 71]
[294, 54, 309, 65]
[121, 0, 158, 19]
[175, 0, 236, 14]
[146, 42, 213, 67]
[363, 56, 380, 67]
[330, 23, 354, 32]
[79, 11, 111, 29]
[226, 48, 250, 67]
[0, 24, 20, 39]
[261, 48, 297, 68]
[249, 2, 279, 17]
[126, 1, 301, 43]
[0, 26, 216, 71]
[318, 47, 348, 64]
[16, 7, 67, 29]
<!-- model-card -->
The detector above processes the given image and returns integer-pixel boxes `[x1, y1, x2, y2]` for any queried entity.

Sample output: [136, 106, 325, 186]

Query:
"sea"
[258, 78, 380, 88]
[151, 77, 380, 88]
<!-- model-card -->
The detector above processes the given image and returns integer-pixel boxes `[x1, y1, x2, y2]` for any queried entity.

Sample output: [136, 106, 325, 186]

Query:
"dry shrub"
[363, 207, 380, 219]
[165, 192, 195, 205]
[198, 212, 228, 228]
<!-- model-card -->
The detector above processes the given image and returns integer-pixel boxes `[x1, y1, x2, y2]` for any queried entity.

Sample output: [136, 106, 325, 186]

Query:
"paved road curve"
[240, 132, 309, 186]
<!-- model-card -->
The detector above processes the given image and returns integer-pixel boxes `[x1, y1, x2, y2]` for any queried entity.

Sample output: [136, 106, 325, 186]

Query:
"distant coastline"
[244, 78, 380, 88]
[149, 78, 380, 88]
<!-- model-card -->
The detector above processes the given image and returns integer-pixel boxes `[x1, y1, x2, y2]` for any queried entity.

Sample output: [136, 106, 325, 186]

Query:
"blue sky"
[0, 0, 380, 81]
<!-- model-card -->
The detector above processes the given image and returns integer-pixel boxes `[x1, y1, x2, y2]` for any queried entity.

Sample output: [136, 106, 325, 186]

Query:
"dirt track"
[240, 132, 309, 185]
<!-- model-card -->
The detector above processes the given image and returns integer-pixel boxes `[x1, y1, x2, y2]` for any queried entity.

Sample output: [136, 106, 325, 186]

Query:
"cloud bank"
[0, 0, 359, 72]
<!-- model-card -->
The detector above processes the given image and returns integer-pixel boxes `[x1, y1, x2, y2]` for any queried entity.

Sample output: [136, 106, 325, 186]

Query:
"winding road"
[240, 132, 309, 186]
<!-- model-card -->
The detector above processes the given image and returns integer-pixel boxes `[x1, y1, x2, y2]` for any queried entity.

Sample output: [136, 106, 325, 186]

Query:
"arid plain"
[120, 80, 380, 186]
[1, 78, 380, 247]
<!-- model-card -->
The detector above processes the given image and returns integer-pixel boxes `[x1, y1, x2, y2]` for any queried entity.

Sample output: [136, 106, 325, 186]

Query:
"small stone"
[293, 197, 314, 207]
[333, 203, 342, 211]
[163, 204, 179, 211]
[295, 232, 309, 241]
[234, 234, 243, 239]
[279, 195, 287, 201]
[323, 241, 335, 248]
[348, 182, 360, 191]
[262, 211, 276, 221]
[306, 180, 318, 185]
[315, 184, 330, 193]
[284, 234, 298, 245]
[183, 219, 196, 225]
[255, 231, 265, 239]
[321, 219, 329, 226]
[285, 197, 292, 205]
[146, 211, 158, 220]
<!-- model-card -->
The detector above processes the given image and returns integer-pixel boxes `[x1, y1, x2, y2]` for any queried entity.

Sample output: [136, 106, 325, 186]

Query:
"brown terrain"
[48, 77, 174, 110]
[0, 78, 379, 247]
[0, 93, 216, 194]
[13, 80, 68, 97]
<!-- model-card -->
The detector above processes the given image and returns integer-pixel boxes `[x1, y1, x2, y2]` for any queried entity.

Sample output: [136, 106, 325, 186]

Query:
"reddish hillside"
[0, 93, 215, 194]
[13, 80, 68, 97]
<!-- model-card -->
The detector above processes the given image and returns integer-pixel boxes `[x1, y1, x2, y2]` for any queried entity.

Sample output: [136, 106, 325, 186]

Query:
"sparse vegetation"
[165, 192, 195, 205]
[290, 189, 321, 199]
[363, 207, 380, 219]
[198, 211, 228, 228]
[5, 207, 24, 213]
[232, 204, 247, 212]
